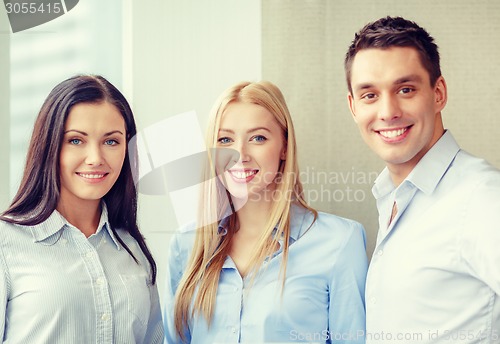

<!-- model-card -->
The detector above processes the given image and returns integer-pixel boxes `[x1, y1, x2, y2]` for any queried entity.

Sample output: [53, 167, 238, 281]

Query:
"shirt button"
[377, 250, 383, 256]
[96, 277, 104, 285]
[231, 327, 237, 333]
[370, 297, 377, 305]
[101, 313, 110, 321]
[60, 238, 68, 245]
[86, 252, 93, 258]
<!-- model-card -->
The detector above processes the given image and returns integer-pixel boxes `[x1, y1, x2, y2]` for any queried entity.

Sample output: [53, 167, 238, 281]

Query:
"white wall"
[128, 0, 262, 299]
[3, 0, 261, 303]
[8, 0, 124, 199]
[0, 9, 10, 211]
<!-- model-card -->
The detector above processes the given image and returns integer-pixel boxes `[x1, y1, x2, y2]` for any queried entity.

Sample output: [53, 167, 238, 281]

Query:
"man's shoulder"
[453, 150, 500, 184]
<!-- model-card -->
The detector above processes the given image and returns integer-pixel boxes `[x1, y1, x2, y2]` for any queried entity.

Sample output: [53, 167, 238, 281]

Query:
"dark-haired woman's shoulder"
[164, 221, 198, 278]
[0, 218, 37, 253]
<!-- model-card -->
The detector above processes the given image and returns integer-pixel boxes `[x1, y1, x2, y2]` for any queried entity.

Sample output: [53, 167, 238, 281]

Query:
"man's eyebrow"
[394, 74, 423, 84]
[353, 83, 374, 93]
[353, 75, 424, 93]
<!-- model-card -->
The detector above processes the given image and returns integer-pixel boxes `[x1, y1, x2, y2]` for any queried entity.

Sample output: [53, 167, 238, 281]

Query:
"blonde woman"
[163, 81, 368, 343]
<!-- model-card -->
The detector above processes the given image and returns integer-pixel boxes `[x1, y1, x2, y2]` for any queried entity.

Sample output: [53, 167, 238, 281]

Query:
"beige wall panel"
[262, 0, 500, 257]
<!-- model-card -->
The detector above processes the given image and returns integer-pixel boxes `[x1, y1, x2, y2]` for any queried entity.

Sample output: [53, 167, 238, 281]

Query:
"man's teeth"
[230, 170, 257, 179]
[79, 173, 105, 179]
[379, 128, 407, 138]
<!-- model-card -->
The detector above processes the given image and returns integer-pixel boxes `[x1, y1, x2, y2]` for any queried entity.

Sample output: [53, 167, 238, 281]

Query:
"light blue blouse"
[164, 204, 368, 343]
[0, 205, 164, 343]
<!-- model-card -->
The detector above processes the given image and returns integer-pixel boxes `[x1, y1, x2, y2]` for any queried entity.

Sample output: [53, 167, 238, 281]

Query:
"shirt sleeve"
[461, 174, 500, 295]
[163, 234, 191, 344]
[328, 222, 368, 344]
[0, 247, 9, 341]
[143, 280, 165, 343]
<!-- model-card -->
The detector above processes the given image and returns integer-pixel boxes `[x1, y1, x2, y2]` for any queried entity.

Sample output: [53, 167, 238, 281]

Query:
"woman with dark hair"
[0, 75, 164, 343]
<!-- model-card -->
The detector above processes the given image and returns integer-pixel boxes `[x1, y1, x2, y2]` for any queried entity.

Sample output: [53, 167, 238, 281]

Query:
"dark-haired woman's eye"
[104, 139, 119, 146]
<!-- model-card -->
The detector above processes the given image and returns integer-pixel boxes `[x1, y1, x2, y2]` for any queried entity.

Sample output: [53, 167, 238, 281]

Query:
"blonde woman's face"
[215, 102, 286, 202]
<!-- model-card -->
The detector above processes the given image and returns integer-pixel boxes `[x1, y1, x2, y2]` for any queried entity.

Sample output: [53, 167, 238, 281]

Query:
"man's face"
[347, 47, 447, 183]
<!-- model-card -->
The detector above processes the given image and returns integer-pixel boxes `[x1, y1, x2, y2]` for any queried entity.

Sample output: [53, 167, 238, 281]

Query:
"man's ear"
[434, 76, 448, 112]
[347, 92, 358, 123]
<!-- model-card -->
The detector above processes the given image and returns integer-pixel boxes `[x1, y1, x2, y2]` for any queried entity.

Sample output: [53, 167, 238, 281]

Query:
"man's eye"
[399, 87, 414, 94]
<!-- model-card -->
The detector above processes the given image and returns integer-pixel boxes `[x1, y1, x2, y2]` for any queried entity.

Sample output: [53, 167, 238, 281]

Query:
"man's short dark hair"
[345, 16, 441, 94]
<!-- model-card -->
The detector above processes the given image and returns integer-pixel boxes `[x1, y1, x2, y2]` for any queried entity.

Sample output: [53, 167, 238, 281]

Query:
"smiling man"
[345, 16, 500, 343]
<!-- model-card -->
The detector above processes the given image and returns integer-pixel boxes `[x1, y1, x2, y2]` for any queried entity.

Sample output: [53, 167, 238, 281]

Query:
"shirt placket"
[73, 230, 114, 343]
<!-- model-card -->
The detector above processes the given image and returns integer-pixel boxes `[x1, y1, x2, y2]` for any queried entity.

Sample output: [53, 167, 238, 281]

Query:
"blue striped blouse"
[0, 205, 164, 343]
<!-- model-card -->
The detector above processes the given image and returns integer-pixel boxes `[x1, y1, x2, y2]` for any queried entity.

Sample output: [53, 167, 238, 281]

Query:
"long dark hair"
[1, 75, 157, 284]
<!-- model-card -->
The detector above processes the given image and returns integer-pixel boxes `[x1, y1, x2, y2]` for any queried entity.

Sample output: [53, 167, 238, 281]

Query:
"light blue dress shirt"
[366, 131, 500, 343]
[0, 204, 164, 343]
[164, 204, 368, 343]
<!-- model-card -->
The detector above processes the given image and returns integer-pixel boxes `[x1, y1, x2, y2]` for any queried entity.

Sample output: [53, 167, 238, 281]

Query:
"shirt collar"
[28, 210, 67, 243]
[373, 130, 460, 198]
[406, 130, 460, 195]
[29, 203, 121, 249]
[94, 204, 121, 250]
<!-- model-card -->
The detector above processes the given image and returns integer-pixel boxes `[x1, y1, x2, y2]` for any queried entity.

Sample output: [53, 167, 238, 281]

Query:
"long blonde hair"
[173, 81, 317, 340]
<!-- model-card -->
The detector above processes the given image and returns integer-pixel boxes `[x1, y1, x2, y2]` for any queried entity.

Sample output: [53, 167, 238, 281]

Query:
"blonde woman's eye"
[252, 135, 267, 142]
[69, 138, 82, 145]
[218, 137, 232, 144]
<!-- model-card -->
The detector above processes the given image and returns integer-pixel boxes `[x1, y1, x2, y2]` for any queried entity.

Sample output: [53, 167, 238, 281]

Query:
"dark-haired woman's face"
[59, 101, 126, 208]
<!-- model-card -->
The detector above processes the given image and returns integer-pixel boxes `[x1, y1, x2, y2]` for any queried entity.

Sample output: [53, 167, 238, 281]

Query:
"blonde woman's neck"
[234, 198, 273, 237]
[229, 199, 274, 276]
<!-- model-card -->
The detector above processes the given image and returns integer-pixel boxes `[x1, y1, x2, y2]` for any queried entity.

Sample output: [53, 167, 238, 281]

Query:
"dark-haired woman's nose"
[85, 144, 104, 166]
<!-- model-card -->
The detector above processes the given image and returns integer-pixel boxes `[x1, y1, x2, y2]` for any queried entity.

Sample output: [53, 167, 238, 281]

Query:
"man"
[345, 16, 500, 343]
